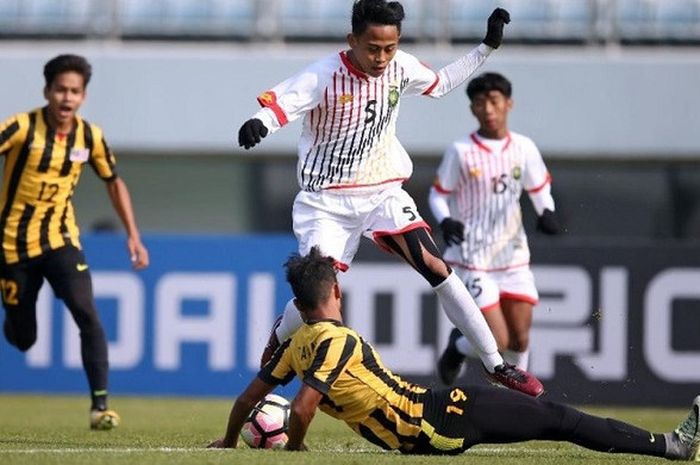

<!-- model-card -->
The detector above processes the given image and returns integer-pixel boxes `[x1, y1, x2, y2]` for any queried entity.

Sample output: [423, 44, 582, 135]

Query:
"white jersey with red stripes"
[253, 47, 489, 194]
[435, 131, 551, 271]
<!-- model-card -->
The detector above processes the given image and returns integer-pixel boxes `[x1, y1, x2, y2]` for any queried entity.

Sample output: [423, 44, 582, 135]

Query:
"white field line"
[0, 446, 562, 455]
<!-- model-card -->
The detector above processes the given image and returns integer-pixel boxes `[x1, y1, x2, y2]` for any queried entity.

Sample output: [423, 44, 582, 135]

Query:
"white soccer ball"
[240, 393, 290, 449]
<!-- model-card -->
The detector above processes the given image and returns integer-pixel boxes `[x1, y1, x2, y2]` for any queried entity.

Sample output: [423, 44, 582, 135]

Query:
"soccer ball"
[240, 393, 290, 449]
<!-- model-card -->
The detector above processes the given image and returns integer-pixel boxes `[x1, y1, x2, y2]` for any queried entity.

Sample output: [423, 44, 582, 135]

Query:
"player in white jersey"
[429, 72, 560, 385]
[238, 0, 544, 397]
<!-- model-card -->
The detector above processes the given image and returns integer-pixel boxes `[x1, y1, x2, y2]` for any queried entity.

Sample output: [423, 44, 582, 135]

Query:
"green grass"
[0, 394, 685, 465]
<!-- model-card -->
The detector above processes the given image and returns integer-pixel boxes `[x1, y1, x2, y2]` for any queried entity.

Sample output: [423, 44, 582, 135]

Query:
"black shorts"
[0, 245, 93, 309]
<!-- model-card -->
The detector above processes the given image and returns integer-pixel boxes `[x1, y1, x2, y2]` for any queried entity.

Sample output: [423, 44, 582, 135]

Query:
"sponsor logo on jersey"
[388, 86, 399, 107]
[338, 94, 354, 104]
[512, 166, 522, 180]
[469, 167, 482, 178]
[76, 263, 89, 272]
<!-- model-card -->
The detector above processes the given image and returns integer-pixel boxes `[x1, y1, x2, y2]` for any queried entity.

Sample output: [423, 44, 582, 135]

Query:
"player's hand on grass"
[483, 8, 511, 49]
[238, 118, 268, 149]
[536, 209, 560, 235]
[284, 442, 308, 451]
[440, 217, 465, 245]
[207, 437, 230, 448]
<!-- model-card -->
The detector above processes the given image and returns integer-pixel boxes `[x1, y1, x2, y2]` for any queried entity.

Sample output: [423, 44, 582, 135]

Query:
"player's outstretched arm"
[238, 118, 269, 150]
[285, 384, 322, 451]
[422, 8, 510, 98]
[483, 8, 511, 49]
[105, 177, 149, 270]
[209, 377, 275, 448]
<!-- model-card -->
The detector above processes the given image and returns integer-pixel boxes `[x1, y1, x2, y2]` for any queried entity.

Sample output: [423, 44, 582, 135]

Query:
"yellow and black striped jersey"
[0, 107, 117, 264]
[259, 319, 428, 452]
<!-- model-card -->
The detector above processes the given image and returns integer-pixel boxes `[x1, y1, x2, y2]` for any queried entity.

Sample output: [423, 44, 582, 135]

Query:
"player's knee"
[554, 402, 584, 436]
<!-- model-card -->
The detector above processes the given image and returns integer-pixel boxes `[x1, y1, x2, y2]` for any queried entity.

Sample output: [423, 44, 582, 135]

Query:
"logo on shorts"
[76, 263, 89, 272]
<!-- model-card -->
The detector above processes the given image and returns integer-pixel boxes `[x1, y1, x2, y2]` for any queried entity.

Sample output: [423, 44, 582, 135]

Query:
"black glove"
[536, 209, 560, 235]
[238, 118, 268, 149]
[483, 8, 511, 49]
[440, 217, 465, 246]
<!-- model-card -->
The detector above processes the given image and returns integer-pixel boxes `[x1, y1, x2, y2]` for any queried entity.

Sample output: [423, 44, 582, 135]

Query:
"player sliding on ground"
[237, 0, 543, 397]
[210, 247, 700, 460]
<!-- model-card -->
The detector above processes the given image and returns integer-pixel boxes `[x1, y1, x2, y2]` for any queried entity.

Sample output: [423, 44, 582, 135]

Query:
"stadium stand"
[1, 0, 699, 44]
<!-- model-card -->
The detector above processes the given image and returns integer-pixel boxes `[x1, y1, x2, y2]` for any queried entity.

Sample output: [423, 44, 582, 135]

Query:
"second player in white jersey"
[430, 72, 560, 385]
[434, 131, 553, 271]
[238, 0, 545, 398]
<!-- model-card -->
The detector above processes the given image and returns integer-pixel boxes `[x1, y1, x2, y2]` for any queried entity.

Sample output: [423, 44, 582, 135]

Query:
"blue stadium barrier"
[1, 234, 699, 406]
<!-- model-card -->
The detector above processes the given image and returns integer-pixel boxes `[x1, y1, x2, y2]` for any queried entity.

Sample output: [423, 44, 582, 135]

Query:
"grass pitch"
[0, 394, 685, 465]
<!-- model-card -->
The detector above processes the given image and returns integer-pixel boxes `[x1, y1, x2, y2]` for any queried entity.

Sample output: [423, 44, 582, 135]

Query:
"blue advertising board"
[2, 235, 700, 406]
[0, 234, 300, 397]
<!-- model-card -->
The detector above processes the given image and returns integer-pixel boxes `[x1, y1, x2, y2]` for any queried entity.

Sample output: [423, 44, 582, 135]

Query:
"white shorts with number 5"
[452, 265, 539, 311]
[293, 185, 430, 270]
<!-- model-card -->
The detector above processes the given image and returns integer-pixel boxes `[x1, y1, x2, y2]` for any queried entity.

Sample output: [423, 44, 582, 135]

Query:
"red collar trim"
[470, 132, 512, 154]
[340, 51, 368, 80]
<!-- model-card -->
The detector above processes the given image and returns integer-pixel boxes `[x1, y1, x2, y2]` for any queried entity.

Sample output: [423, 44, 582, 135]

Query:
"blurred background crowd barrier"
[1, 0, 700, 44]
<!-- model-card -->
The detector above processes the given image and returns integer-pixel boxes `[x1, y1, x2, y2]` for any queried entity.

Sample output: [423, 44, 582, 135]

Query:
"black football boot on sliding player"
[437, 328, 466, 385]
[484, 363, 545, 398]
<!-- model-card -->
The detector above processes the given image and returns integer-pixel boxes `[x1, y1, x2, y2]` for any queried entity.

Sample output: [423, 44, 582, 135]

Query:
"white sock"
[273, 298, 304, 342]
[434, 272, 502, 371]
[503, 349, 529, 370]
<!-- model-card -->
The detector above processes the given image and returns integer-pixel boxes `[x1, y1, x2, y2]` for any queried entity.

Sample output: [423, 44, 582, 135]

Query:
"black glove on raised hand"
[483, 8, 511, 49]
[440, 217, 465, 246]
[238, 118, 268, 149]
[536, 209, 560, 235]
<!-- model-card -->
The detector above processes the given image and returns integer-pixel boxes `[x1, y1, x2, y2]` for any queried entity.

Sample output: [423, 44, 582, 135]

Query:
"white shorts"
[292, 186, 429, 269]
[453, 265, 538, 311]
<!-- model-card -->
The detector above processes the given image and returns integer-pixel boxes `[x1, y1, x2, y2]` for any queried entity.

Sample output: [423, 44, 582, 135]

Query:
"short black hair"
[466, 72, 512, 101]
[43, 54, 92, 88]
[351, 0, 405, 35]
[285, 247, 337, 312]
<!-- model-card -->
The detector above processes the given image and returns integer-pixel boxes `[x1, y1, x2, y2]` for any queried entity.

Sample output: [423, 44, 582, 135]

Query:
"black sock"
[81, 326, 109, 411]
[569, 414, 667, 457]
[91, 391, 108, 411]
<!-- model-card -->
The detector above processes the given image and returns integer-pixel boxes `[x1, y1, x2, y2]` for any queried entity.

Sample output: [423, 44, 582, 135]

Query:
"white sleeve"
[250, 62, 326, 134]
[429, 187, 452, 224]
[523, 140, 555, 215]
[430, 44, 493, 98]
[429, 143, 462, 223]
[400, 45, 492, 98]
[435, 143, 462, 192]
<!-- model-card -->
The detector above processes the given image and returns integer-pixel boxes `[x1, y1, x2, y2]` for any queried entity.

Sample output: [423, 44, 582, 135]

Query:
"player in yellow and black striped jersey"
[210, 247, 700, 460]
[0, 54, 149, 430]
